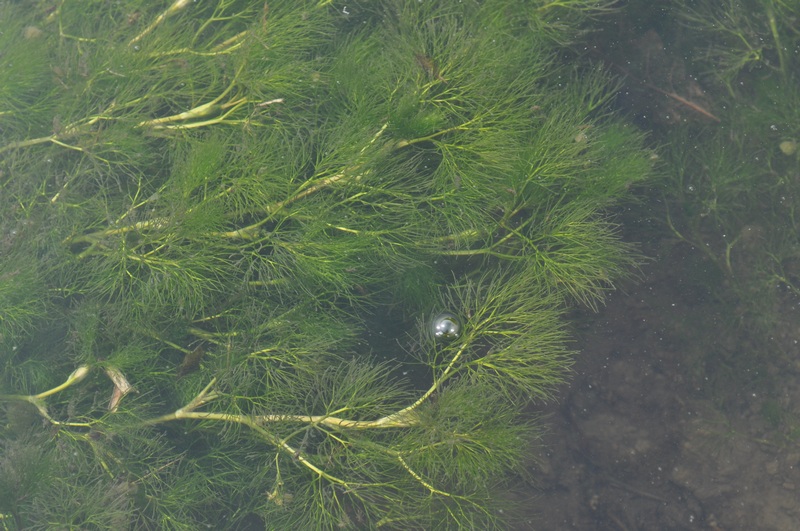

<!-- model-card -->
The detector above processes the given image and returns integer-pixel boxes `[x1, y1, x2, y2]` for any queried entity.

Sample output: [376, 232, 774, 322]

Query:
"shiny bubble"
[430, 311, 461, 340]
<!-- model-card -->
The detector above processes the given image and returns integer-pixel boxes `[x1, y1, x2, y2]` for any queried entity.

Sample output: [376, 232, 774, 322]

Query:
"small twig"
[652, 87, 721, 123]
[610, 61, 721, 122]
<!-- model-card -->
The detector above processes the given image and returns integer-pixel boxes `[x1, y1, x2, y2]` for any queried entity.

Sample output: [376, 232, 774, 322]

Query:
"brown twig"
[609, 60, 721, 122]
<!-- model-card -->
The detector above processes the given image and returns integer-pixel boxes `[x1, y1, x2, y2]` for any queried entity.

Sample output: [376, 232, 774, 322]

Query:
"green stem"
[0, 366, 92, 426]
[129, 0, 192, 46]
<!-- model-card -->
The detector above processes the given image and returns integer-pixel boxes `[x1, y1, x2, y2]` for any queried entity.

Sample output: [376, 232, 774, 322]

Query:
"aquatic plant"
[0, 1, 649, 528]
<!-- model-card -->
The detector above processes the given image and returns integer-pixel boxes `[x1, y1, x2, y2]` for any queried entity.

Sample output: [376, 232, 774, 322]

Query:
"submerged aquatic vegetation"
[584, 0, 800, 406]
[660, 0, 800, 332]
[0, 1, 650, 528]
